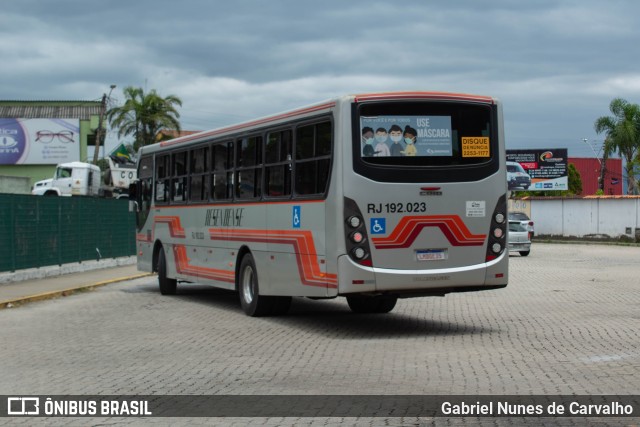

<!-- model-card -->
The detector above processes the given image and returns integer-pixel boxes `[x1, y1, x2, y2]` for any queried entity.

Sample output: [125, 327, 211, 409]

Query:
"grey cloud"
[1, 0, 640, 156]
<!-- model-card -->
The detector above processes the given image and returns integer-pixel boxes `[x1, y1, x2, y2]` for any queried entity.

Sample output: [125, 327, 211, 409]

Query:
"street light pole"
[93, 84, 116, 165]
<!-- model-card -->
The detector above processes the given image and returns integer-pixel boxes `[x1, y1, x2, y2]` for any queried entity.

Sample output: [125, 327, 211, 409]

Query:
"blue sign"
[292, 206, 301, 228]
[370, 218, 386, 235]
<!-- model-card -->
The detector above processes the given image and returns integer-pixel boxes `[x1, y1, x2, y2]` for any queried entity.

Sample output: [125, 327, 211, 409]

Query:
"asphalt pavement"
[0, 263, 151, 309]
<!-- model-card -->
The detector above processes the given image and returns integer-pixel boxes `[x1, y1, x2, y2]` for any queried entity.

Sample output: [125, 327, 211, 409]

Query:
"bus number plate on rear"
[367, 202, 427, 214]
[416, 249, 448, 261]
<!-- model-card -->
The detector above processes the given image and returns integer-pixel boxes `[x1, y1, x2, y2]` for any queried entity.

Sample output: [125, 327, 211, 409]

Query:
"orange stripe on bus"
[210, 228, 337, 288]
[372, 215, 486, 249]
[143, 216, 336, 288]
[173, 245, 235, 283]
[354, 91, 494, 104]
[155, 216, 186, 238]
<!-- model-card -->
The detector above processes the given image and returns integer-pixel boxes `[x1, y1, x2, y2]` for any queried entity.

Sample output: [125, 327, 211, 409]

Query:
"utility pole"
[583, 138, 606, 192]
[597, 162, 607, 192]
[93, 84, 116, 165]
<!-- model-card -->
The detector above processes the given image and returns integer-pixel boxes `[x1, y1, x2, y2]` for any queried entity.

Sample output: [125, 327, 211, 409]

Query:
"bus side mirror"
[128, 181, 141, 212]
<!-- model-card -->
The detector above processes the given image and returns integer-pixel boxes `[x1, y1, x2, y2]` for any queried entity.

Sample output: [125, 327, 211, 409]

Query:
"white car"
[509, 212, 534, 237]
[508, 220, 531, 257]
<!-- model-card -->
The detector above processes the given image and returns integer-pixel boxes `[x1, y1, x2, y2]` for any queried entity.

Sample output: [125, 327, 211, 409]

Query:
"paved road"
[1, 243, 639, 426]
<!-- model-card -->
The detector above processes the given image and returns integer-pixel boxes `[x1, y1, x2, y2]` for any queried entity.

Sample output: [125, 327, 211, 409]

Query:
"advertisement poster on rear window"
[506, 148, 568, 191]
[360, 116, 453, 158]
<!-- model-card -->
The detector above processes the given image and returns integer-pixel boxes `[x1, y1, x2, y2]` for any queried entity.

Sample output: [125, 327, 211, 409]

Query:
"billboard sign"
[0, 118, 80, 165]
[506, 148, 568, 191]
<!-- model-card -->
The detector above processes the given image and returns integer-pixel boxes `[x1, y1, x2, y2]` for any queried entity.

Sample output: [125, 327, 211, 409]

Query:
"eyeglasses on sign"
[35, 130, 75, 143]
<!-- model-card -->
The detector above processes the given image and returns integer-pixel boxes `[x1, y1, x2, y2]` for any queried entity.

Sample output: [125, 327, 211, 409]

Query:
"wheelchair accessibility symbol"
[292, 206, 301, 228]
[370, 218, 386, 235]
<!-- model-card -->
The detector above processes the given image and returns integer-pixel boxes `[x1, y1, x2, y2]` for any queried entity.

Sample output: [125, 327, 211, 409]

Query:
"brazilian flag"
[110, 143, 131, 160]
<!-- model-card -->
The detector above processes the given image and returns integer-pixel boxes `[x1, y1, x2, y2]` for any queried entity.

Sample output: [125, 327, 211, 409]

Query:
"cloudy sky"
[2, 0, 639, 157]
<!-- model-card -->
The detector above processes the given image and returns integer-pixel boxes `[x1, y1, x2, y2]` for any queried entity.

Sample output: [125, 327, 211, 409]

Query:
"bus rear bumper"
[337, 253, 508, 296]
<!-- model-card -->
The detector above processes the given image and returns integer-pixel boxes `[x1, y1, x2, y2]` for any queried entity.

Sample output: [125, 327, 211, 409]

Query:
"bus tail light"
[350, 231, 365, 244]
[486, 195, 507, 262]
[344, 197, 373, 266]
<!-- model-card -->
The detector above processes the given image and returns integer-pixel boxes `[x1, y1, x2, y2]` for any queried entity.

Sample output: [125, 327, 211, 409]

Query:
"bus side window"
[172, 151, 188, 203]
[211, 142, 232, 201]
[155, 154, 170, 203]
[235, 135, 262, 199]
[189, 146, 209, 202]
[265, 129, 292, 198]
[294, 121, 332, 196]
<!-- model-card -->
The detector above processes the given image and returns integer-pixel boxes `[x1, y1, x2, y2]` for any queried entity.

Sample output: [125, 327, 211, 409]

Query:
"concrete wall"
[525, 197, 640, 238]
[0, 165, 55, 187]
[0, 175, 31, 194]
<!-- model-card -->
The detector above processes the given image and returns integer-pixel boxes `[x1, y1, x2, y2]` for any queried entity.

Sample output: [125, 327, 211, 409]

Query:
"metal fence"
[0, 194, 136, 272]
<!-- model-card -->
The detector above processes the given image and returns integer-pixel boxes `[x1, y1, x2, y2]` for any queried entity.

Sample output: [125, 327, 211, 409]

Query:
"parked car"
[507, 161, 531, 190]
[508, 220, 531, 256]
[508, 212, 534, 237]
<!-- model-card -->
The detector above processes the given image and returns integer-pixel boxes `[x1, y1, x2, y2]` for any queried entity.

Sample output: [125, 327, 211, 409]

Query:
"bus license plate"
[416, 249, 447, 261]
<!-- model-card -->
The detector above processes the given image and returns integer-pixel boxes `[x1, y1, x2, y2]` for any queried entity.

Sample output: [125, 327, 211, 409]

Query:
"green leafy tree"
[594, 98, 640, 194]
[107, 86, 182, 152]
[567, 163, 582, 195]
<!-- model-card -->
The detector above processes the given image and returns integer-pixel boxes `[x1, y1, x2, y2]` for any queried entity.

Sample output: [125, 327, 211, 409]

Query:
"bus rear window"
[353, 101, 499, 182]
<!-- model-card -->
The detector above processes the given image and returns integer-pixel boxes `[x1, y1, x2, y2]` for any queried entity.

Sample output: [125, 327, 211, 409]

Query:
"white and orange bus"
[129, 91, 508, 316]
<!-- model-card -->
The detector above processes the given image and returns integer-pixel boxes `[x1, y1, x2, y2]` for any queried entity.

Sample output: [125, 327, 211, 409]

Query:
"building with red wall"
[568, 157, 623, 195]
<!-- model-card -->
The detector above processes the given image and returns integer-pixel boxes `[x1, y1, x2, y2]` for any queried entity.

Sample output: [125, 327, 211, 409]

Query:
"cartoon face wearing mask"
[401, 125, 417, 156]
[362, 127, 375, 157]
[388, 124, 405, 157]
[374, 127, 391, 156]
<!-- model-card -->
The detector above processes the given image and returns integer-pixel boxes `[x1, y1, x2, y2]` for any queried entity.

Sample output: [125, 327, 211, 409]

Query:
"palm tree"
[107, 86, 182, 152]
[594, 98, 640, 194]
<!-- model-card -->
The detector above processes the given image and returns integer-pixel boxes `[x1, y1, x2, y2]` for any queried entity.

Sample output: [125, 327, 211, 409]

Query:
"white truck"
[32, 157, 136, 198]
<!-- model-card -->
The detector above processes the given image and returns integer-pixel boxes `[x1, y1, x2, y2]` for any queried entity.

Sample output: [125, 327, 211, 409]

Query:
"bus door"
[135, 156, 154, 272]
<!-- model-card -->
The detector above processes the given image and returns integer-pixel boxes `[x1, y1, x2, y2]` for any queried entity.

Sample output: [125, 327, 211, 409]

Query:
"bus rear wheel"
[347, 295, 397, 314]
[238, 254, 290, 317]
[157, 248, 177, 295]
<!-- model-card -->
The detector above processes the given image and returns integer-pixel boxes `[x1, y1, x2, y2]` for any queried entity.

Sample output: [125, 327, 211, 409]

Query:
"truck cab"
[32, 162, 101, 196]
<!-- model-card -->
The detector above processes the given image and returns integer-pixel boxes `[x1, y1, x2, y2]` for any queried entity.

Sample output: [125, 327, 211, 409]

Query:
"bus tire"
[347, 296, 397, 314]
[238, 254, 273, 317]
[374, 296, 398, 313]
[519, 250, 530, 257]
[157, 249, 177, 295]
[271, 296, 292, 316]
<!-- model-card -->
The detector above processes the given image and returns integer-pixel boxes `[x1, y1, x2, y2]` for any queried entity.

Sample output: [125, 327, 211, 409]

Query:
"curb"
[0, 273, 154, 310]
[0, 256, 137, 285]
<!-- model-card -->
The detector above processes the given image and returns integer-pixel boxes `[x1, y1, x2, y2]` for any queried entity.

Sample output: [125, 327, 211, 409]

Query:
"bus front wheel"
[157, 248, 177, 295]
[347, 296, 397, 314]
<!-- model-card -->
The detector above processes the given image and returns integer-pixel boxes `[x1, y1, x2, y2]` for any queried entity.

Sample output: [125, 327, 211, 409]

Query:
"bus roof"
[353, 91, 495, 104]
[141, 91, 496, 155]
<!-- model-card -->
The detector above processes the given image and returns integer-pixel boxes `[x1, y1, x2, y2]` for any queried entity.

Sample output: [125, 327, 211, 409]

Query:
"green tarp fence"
[0, 194, 136, 272]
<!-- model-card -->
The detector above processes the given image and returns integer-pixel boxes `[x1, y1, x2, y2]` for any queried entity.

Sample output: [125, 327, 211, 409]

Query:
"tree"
[107, 86, 182, 152]
[567, 163, 582, 195]
[594, 98, 640, 195]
